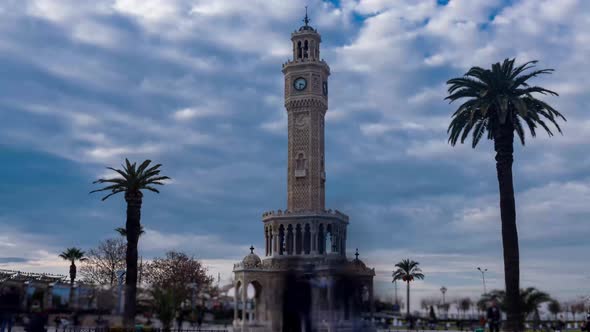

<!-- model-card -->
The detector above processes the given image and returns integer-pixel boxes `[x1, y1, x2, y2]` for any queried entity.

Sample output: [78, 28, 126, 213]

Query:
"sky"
[1, 0, 589, 311]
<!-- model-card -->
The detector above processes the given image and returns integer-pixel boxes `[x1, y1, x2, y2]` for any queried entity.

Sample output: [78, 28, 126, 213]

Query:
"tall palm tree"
[445, 58, 565, 331]
[59, 247, 87, 309]
[392, 259, 425, 317]
[91, 159, 169, 326]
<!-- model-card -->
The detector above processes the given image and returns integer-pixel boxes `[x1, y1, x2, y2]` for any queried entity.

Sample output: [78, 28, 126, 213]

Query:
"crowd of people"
[400, 299, 590, 332]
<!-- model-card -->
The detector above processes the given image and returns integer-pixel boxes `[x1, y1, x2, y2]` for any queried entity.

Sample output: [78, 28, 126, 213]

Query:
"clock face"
[293, 77, 307, 91]
[322, 81, 328, 96]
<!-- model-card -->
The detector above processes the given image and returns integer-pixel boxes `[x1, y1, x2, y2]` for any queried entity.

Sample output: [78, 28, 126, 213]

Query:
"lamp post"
[477, 267, 488, 295]
[189, 282, 198, 312]
[440, 286, 447, 305]
[116, 270, 126, 315]
[440, 286, 448, 318]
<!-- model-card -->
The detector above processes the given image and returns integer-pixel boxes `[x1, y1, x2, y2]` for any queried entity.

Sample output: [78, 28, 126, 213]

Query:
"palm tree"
[59, 247, 88, 285]
[479, 287, 552, 319]
[445, 58, 565, 331]
[521, 288, 551, 319]
[91, 159, 169, 326]
[392, 259, 425, 317]
[59, 247, 87, 309]
[115, 225, 146, 237]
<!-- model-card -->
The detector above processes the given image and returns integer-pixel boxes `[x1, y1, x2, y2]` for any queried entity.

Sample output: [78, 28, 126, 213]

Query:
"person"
[26, 302, 48, 332]
[429, 306, 438, 330]
[53, 316, 61, 330]
[457, 319, 464, 331]
[486, 300, 501, 332]
[176, 310, 184, 331]
[532, 309, 541, 332]
[581, 313, 590, 332]
[407, 313, 415, 330]
[479, 315, 487, 328]
[196, 310, 203, 329]
[553, 315, 565, 332]
[0, 286, 19, 332]
[71, 311, 80, 329]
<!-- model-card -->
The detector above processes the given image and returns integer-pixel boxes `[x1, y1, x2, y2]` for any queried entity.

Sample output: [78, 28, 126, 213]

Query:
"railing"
[56, 328, 228, 332]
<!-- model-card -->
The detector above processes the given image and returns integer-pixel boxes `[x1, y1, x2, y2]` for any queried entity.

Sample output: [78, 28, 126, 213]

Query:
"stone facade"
[233, 17, 375, 332]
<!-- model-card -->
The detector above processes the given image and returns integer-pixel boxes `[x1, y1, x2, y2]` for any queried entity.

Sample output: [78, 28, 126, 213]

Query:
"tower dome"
[242, 246, 261, 268]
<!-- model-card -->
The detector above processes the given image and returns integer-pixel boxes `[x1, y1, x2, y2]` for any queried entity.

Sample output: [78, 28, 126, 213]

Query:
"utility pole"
[477, 267, 488, 295]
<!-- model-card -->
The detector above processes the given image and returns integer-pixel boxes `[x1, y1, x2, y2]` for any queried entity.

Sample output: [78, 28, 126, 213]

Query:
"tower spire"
[303, 6, 310, 26]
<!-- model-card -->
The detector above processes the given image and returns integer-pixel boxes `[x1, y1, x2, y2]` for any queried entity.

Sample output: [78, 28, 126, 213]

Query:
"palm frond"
[445, 58, 564, 147]
[92, 159, 170, 200]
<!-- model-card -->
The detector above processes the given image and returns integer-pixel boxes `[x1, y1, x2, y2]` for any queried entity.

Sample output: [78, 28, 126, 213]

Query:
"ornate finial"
[250, 245, 255, 254]
[355, 248, 359, 260]
[303, 6, 310, 26]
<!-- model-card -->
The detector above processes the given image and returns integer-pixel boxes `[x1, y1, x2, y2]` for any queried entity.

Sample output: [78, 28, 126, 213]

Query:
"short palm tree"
[445, 58, 565, 332]
[392, 259, 425, 317]
[479, 287, 551, 320]
[59, 247, 87, 309]
[115, 225, 146, 237]
[521, 288, 551, 319]
[91, 159, 169, 326]
[59, 247, 88, 285]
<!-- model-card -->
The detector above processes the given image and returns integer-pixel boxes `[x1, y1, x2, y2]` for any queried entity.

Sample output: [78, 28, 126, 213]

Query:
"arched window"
[279, 225, 285, 255]
[297, 41, 302, 59]
[318, 224, 325, 254]
[304, 224, 311, 254]
[296, 153, 306, 170]
[304, 40, 309, 58]
[286, 224, 294, 255]
[295, 224, 303, 255]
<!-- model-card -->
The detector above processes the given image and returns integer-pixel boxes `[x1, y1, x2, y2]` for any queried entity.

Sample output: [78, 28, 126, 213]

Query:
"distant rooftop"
[0, 269, 68, 284]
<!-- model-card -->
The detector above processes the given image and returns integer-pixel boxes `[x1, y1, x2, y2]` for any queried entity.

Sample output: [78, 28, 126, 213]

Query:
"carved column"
[233, 281, 239, 324]
[241, 280, 247, 325]
[265, 227, 269, 256]
[369, 282, 375, 322]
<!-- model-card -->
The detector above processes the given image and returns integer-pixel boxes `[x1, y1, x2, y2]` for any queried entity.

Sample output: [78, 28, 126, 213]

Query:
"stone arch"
[246, 280, 263, 323]
[279, 224, 285, 255]
[286, 224, 294, 255]
[326, 223, 334, 253]
[295, 224, 302, 254]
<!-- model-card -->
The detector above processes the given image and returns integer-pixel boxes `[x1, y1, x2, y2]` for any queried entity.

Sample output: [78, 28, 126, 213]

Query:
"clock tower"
[232, 11, 375, 332]
[282, 12, 330, 212]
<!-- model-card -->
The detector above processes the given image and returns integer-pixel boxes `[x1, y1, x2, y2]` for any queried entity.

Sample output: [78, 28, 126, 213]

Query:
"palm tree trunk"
[494, 122, 522, 332]
[124, 192, 142, 327]
[69, 262, 76, 310]
[406, 281, 410, 318]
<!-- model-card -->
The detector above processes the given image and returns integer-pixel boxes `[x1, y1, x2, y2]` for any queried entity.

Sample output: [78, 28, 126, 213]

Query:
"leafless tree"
[80, 238, 126, 286]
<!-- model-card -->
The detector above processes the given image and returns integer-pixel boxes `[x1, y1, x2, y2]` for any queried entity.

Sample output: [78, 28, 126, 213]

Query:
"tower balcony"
[262, 208, 349, 223]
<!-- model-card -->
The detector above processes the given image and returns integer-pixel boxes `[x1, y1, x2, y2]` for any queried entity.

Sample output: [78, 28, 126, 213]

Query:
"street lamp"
[477, 267, 488, 295]
[440, 286, 447, 305]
